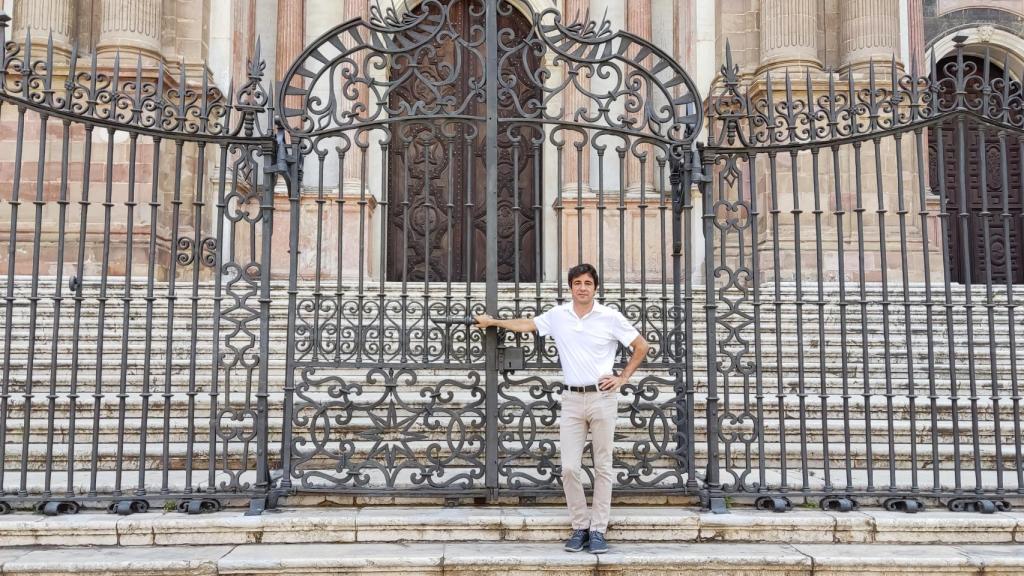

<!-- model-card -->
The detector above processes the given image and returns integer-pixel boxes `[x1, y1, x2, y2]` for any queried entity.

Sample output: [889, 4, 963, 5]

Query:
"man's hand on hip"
[598, 373, 626, 391]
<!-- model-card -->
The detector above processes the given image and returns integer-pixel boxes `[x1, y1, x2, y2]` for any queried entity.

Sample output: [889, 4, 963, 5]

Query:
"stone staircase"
[0, 506, 1021, 574]
[1, 279, 1024, 574]
[0, 279, 1022, 502]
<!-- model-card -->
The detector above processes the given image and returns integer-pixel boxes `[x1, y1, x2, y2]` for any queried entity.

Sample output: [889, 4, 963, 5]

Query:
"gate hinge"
[266, 118, 301, 192]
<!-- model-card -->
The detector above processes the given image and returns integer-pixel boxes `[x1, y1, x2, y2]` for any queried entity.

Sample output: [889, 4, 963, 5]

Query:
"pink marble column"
[626, 0, 653, 192]
[562, 0, 590, 193]
[277, 0, 306, 116]
[907, 0, 925, 75]
[342, 0, 370, 183]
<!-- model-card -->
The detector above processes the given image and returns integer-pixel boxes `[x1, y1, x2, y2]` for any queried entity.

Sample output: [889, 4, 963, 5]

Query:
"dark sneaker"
[588, 530, 608, 554]
[563, 529, 589, 552]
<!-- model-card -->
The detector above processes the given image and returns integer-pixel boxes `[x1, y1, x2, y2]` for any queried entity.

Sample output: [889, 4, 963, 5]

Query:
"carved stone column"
[759, 0, 820, 69]
[840, 0, 900, 70]
[12, 0, 74, 55]
[96, 0, 162, 58]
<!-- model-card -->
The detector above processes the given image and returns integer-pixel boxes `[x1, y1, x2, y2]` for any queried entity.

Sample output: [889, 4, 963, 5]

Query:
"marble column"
[303, 0, 346, 193]
[625, 0, 653, 193]
[840, 0, 900, 70]
[12, 0, 73, 55]
[906, 0, 925, 75]
[276, 0, 305, 115]
[96, 0, 162, 58]
[562, 0, 590, 194]
[341, 0, 369, 188]
[759, 0, 819, 69]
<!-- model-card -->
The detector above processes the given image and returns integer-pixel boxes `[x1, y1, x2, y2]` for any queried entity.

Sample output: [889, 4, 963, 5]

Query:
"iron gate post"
[484, 0, 500, 501]
[696, 143, 726, 513]
[249, 119, 300, 515]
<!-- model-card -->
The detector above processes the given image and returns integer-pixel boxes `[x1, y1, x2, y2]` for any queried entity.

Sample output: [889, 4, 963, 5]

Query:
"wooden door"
[386, 0, 541, 282]
[929, 56, 1024, 284]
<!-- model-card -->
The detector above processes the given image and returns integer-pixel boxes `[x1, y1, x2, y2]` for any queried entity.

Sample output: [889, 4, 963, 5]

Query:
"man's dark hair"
[567, 263, 599, 288]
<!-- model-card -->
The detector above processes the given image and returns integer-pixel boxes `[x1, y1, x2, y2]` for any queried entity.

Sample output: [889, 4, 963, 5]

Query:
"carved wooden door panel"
[386, 0, 541, 282]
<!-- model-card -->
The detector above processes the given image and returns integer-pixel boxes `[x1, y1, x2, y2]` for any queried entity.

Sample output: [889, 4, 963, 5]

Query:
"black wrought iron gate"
[10, 1, 1023, 517]
[273, 0, 700, 499]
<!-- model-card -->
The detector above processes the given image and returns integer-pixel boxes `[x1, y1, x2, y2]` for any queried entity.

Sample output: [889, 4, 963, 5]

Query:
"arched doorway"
[385, 0, 542, 282]
[929, 54, 1024, 284]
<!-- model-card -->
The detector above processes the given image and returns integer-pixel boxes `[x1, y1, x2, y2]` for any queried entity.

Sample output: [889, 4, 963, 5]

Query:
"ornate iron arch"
[277, 0, 703, 145]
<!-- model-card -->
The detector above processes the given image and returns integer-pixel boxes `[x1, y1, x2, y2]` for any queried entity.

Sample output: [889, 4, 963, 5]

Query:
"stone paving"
[1, 541, 1024, 575]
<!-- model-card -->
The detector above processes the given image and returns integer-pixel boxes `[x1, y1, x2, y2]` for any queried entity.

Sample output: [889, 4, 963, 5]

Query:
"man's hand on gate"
[598, 373, 626, 391]
[473, 313, 493, 328]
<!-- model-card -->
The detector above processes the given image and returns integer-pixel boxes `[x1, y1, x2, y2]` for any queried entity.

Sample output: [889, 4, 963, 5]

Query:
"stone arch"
[928, 26, 1024, 79]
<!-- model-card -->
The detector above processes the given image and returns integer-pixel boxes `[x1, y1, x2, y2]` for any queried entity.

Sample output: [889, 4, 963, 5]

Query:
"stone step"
[3, 391, 1020, 421]
[4, 415, 1019, 446]
[0, 541, 1021, 575]
[3, 438, 1019, 472]
[4, 467, 1021, 501]
[0, 507, 1021, 547]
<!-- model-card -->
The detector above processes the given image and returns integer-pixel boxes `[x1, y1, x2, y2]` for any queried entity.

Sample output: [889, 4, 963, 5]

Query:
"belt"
[564, 385, 599, 393]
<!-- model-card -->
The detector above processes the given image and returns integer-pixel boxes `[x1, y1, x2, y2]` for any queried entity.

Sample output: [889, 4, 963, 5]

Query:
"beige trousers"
[559, 389, 619, 533]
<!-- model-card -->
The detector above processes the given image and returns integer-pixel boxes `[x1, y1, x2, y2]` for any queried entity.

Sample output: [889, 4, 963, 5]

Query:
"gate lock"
[497, 346, 525, 373]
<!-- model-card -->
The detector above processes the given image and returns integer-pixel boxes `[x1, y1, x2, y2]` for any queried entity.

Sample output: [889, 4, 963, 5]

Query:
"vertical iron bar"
[139, 130, 163, 497]
[484, 0, 499, 498]
[787, 144, 810, 491]
[44, 118, 72, 497]
[934, 120, 962, 493]
[23, 107, 49, 495]
[748, 152, 767, 491]
[596, 148, 605, 302]
[160, 139, 185, 494]
[871, 133, 896, 492]
[67, 123, 95, 497]
[912, 127, 941, 492]
[89, 124, 116, 496]
[282, 139, 303, 491]
[955, 111, 982, 492]
[208, 142, 230, 492]
[893, 131, 919, 494]
[185, 141, 207, 492]
[851, 136, 873, 491]
[0, 101, 23, 497]
[113, 131, 140, 497]
[767, 149, 786, 491]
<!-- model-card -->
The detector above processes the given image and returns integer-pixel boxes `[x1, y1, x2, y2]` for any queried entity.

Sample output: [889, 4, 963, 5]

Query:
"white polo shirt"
[533, 302, 641, 387]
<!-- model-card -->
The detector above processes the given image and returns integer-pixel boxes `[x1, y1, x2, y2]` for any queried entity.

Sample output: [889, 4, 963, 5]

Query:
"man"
[475, 263, 649, 554]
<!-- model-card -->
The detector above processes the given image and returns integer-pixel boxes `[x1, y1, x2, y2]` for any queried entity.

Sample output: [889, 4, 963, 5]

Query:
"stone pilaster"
[759, 0, 820, 69]
[12, 0, 73, 55]
[840, 0, 900, 70]
[96, 0, 162, 58]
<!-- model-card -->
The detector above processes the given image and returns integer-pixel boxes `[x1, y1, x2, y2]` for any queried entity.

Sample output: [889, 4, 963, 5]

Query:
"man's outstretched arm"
[474, 313, 537, 333]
